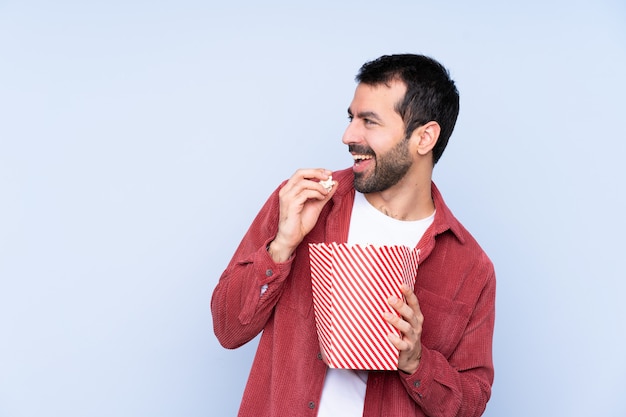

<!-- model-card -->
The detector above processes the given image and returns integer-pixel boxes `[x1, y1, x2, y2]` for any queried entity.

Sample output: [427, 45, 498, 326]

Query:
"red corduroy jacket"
[212, 168, 496, 417]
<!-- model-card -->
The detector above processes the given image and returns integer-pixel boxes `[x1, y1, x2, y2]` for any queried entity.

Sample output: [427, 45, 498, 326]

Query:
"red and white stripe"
[309, 243, 419, 370]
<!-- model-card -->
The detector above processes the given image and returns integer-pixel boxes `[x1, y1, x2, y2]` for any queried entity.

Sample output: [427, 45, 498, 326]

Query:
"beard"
[351, 137, 413, 193]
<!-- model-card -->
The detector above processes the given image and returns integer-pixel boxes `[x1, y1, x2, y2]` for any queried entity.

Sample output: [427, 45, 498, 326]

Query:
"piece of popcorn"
[320, 175, 333, 192]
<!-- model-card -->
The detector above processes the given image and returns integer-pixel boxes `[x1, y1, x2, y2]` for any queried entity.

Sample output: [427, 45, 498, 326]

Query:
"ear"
[412, 121, 441, 157]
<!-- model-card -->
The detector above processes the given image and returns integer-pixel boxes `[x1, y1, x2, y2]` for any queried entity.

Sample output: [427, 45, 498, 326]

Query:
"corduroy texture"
[211, 168, 496, 417]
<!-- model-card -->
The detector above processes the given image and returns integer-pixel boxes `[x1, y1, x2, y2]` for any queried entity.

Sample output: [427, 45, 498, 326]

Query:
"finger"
[400, 284, 419, 310]
[293, 188, 331, 203]
[291, 168, 333, 183]
[283, 172, 334, 198]
[383, 309, 413, 336]
[387, 294, 416, 324]
[387, 332, 411, 351]
[400, 284, 423, 323]
[300, 168, 334, 195]
[280, 182, 328, 205]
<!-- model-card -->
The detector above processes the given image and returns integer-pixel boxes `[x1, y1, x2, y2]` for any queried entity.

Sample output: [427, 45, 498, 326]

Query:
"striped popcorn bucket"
[309, 242, 419, 370]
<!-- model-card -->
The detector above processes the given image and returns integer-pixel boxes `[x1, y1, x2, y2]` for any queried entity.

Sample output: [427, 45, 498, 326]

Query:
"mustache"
[348, 144, 375, 156]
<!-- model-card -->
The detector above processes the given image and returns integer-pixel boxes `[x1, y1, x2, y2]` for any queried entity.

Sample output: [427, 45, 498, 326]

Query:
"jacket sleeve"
[399, 253, 496, 417]
[211, 184, 295, 349]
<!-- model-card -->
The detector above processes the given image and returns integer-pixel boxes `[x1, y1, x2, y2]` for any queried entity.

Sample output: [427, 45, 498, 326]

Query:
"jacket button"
[413, 380, 421, 388]
[308, 401, 315, 409]
[265, 269, 273, 277]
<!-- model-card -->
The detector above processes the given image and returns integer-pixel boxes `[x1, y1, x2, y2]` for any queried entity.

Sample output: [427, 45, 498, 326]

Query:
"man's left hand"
[384, 284, 424, 374]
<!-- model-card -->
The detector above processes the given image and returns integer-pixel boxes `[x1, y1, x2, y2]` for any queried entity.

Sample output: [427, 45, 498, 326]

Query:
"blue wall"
[1, 1, 625, 416]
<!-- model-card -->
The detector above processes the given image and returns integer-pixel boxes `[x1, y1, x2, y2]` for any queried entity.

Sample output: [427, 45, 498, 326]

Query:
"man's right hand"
[267, 168, 337, 262]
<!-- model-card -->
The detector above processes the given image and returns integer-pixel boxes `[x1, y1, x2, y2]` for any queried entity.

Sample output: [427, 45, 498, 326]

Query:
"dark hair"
[356, 54, 459, 164]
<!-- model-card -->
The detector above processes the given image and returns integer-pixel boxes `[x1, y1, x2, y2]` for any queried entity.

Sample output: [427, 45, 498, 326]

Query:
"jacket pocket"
[417, 288, 472, 358]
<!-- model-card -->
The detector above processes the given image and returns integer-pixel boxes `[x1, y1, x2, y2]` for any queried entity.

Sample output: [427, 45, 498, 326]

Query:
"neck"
[364, 173, 434, 221]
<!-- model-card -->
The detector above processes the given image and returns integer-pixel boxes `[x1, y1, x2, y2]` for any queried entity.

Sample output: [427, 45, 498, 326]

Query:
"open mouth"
[352, 153, 374, 173]
[353, 154, 373, 166]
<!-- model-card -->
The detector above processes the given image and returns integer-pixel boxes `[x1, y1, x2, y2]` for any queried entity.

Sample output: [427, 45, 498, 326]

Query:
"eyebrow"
[347, 108, 383, 122]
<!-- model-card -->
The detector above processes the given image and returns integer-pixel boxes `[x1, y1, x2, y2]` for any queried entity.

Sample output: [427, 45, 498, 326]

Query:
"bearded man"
[212, 54, 496, 417]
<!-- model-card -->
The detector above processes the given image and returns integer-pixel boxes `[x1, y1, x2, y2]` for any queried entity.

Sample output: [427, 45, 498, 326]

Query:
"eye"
[347, 115, 354, 123]
[364, 118, 376, 125]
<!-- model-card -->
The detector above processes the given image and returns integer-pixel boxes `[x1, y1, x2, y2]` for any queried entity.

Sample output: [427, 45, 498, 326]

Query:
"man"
[212, 54, 495, 417]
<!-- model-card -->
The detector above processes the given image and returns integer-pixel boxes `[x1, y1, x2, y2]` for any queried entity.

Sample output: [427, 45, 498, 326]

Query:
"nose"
[342, 119, 360, 146]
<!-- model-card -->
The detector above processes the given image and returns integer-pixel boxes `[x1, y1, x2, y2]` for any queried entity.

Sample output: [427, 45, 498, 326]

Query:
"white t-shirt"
[317, 192, 434, 417]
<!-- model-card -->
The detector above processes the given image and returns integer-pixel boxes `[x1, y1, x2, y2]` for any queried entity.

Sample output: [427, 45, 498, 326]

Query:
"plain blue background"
[1, 1, 625, 416]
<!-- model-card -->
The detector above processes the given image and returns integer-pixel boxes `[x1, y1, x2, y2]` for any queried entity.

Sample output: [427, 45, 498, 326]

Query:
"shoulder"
[430, 183, 495, 278]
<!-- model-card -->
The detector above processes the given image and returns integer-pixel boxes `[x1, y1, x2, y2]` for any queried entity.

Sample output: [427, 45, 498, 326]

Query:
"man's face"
[342, 80, 413, 193]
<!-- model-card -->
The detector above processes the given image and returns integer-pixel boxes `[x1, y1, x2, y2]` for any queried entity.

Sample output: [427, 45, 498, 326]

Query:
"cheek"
[370, 133, 403, 155]
[367, 131, 388, 148]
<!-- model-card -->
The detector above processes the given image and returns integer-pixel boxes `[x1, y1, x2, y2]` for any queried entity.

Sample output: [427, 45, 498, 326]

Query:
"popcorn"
[320, 175, 333, 192]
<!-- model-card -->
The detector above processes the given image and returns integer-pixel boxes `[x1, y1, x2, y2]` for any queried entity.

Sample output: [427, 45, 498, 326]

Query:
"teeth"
[353, 154, 373, 161]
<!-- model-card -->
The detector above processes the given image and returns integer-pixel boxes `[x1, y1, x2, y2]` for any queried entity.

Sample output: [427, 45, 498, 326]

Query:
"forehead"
[349, 80, 407, 115]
